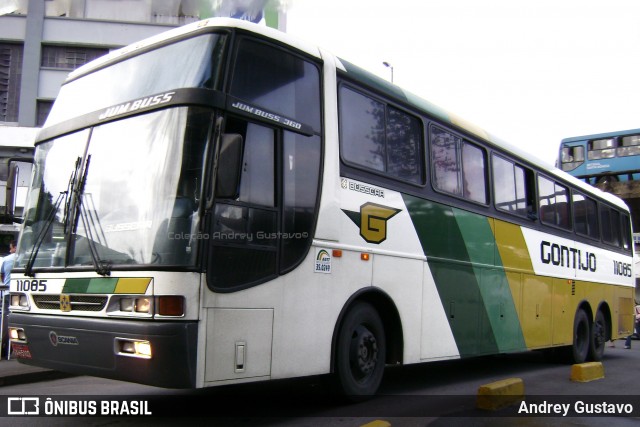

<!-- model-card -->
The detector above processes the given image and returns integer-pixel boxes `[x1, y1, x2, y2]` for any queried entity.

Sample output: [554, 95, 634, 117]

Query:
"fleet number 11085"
[15, 279, 48, 292]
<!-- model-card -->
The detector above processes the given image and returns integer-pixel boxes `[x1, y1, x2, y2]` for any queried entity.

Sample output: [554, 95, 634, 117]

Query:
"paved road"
[0, 339, 639, 426]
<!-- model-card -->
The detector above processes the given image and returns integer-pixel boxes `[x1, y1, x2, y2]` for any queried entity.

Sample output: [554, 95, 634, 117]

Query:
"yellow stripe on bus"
[114, 277, 152, 294]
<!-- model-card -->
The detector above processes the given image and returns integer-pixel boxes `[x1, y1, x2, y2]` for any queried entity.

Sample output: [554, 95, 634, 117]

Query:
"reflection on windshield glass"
[17, 108, 211, 271]
[45, 34, 226, 127]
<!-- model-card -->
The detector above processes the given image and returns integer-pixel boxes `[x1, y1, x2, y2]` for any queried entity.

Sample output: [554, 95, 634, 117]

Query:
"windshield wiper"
[76, 155, 111, 276]
[24, 191, 67, 277]
[62, 157, 82, 233]
[24, 157, 85, 276]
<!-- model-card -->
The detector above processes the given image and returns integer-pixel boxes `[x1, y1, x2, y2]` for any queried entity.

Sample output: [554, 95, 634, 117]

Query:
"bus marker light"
[332, 249, 343, 257]
[361, 253, 370, 261]
[157, 296, 184, 316]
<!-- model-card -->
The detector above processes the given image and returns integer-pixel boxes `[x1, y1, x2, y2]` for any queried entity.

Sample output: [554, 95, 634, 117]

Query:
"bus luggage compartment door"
[205, 308, 273, 382]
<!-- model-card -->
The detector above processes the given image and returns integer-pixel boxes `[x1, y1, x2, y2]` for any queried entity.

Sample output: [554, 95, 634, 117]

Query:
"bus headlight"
[119, 297, 151, 314]
[9, 327, 26, 342]
[111, 296, 183, 317]
[115, 338, 152, 359]
[10, 294, 29, 308]
[134, 298, 151, 313]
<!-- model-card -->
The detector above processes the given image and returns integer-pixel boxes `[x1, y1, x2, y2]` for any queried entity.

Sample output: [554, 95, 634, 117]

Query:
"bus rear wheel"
[589, 310, 607, 361]
[335, 302, 386, 400]
[571, 309, 590, 363]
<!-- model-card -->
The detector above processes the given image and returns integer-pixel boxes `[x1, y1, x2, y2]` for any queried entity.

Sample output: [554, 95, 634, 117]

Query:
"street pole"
[383, 61, 394, 83]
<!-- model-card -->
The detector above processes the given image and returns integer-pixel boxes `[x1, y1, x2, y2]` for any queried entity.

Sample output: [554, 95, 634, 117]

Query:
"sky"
[284, 0, 640, 165]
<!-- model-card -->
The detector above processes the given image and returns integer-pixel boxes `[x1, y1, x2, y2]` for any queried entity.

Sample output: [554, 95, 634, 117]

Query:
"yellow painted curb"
[360, 421, 391, 427]
[476, 377, 525, 411]
[571, 362, 604, 382]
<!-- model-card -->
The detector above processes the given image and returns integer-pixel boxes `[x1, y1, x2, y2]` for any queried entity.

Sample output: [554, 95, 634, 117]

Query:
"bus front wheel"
[571, 309, 590, 363]
[335, 302, 386, 400]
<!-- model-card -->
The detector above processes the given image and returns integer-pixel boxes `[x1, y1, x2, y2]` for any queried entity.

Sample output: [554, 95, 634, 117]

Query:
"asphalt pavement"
[0, 357, 73, 387]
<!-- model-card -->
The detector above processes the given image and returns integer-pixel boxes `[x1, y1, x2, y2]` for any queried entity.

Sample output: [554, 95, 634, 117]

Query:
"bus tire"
[335, 302, 386, 400]
[589, 310, 607, 361]
[572, 309, 590, 363]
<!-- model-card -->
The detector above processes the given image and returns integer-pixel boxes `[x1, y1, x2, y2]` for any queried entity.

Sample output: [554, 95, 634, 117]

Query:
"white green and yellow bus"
[8, 18, 635, 397]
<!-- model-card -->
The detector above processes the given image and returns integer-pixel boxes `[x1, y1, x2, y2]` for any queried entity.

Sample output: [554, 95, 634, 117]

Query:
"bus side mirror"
[215, 133, 243, 199]
[5, 160, 33, 223]
[5, 162, 18, 220]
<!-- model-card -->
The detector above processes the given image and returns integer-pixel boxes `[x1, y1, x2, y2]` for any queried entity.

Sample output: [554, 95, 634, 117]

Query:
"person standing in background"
[0, 241, 16, 359]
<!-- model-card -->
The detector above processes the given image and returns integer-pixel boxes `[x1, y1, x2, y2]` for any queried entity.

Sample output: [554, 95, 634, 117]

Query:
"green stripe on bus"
[453, 211, 527, 352]
[403, 195, 499, 357]
[62, 278, 118, 293]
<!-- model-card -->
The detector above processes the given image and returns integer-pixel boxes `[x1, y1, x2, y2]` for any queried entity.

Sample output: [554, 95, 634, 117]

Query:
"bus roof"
[336, 59, 629, 211]
[67, 18, 321, 82]
[561, 128, 640, 144]
[66, 19, 629, 212]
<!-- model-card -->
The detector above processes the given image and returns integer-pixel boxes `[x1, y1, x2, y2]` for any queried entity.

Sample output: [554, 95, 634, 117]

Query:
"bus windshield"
[18, 107, 212, 271]
[45, 33, 226, 127]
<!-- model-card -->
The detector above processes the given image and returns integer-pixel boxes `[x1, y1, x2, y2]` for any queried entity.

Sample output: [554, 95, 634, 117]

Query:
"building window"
[37, 100, 54, 126]
[41, 45, 109, 70]
[0, 43, 23, 122]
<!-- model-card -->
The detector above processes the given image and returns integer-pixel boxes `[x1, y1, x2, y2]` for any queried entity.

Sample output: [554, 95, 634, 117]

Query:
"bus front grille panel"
[32, 294, 108, 312]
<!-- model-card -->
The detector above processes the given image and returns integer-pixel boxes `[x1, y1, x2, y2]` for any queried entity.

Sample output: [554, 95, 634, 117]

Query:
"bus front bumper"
[8, 312, 198, 388]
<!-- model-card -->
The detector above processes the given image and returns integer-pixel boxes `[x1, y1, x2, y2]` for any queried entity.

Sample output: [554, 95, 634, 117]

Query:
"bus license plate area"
[11, 343, 32, 359]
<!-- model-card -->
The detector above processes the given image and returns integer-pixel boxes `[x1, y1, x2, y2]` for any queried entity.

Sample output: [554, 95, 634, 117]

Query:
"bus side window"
[430, 126, 487, 203]
[573, 192, 599, 240]
[588, 138, 616, 160]
[538, 175, 570, 230]
[493, 154, 532, 217]
[339, 86, 424, 184]
[230, 38, 321, 133]
[600, 205, 622, 247]
[621, 214, 632, 250]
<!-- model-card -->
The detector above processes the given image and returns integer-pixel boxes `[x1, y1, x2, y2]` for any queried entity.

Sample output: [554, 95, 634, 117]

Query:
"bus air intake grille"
[33, 294, 108, 312]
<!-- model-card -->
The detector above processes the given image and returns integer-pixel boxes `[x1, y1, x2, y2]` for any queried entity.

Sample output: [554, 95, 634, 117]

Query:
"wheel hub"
[350, 325, 378, 379]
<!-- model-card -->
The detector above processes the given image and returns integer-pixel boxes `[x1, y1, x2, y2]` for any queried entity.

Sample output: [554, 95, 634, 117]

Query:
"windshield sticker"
[98, 92, 175, 120]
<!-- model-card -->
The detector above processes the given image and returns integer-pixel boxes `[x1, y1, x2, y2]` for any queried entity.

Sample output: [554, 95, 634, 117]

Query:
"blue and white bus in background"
[559, 129, 640, 185]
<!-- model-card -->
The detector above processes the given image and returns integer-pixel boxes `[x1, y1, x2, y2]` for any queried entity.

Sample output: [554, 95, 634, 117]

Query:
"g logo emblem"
[359, 203, 401, 244]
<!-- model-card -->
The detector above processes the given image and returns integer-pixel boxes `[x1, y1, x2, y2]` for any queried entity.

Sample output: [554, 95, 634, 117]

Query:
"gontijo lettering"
[540, 241, 596, 272]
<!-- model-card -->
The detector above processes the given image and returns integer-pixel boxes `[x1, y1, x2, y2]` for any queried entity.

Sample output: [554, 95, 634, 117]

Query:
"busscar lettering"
[540, 241, 596, 272]
[98, 92, 175, 120]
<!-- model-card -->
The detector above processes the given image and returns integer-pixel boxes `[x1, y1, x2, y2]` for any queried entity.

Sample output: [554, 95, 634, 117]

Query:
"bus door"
[199, 36, 322, 384]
